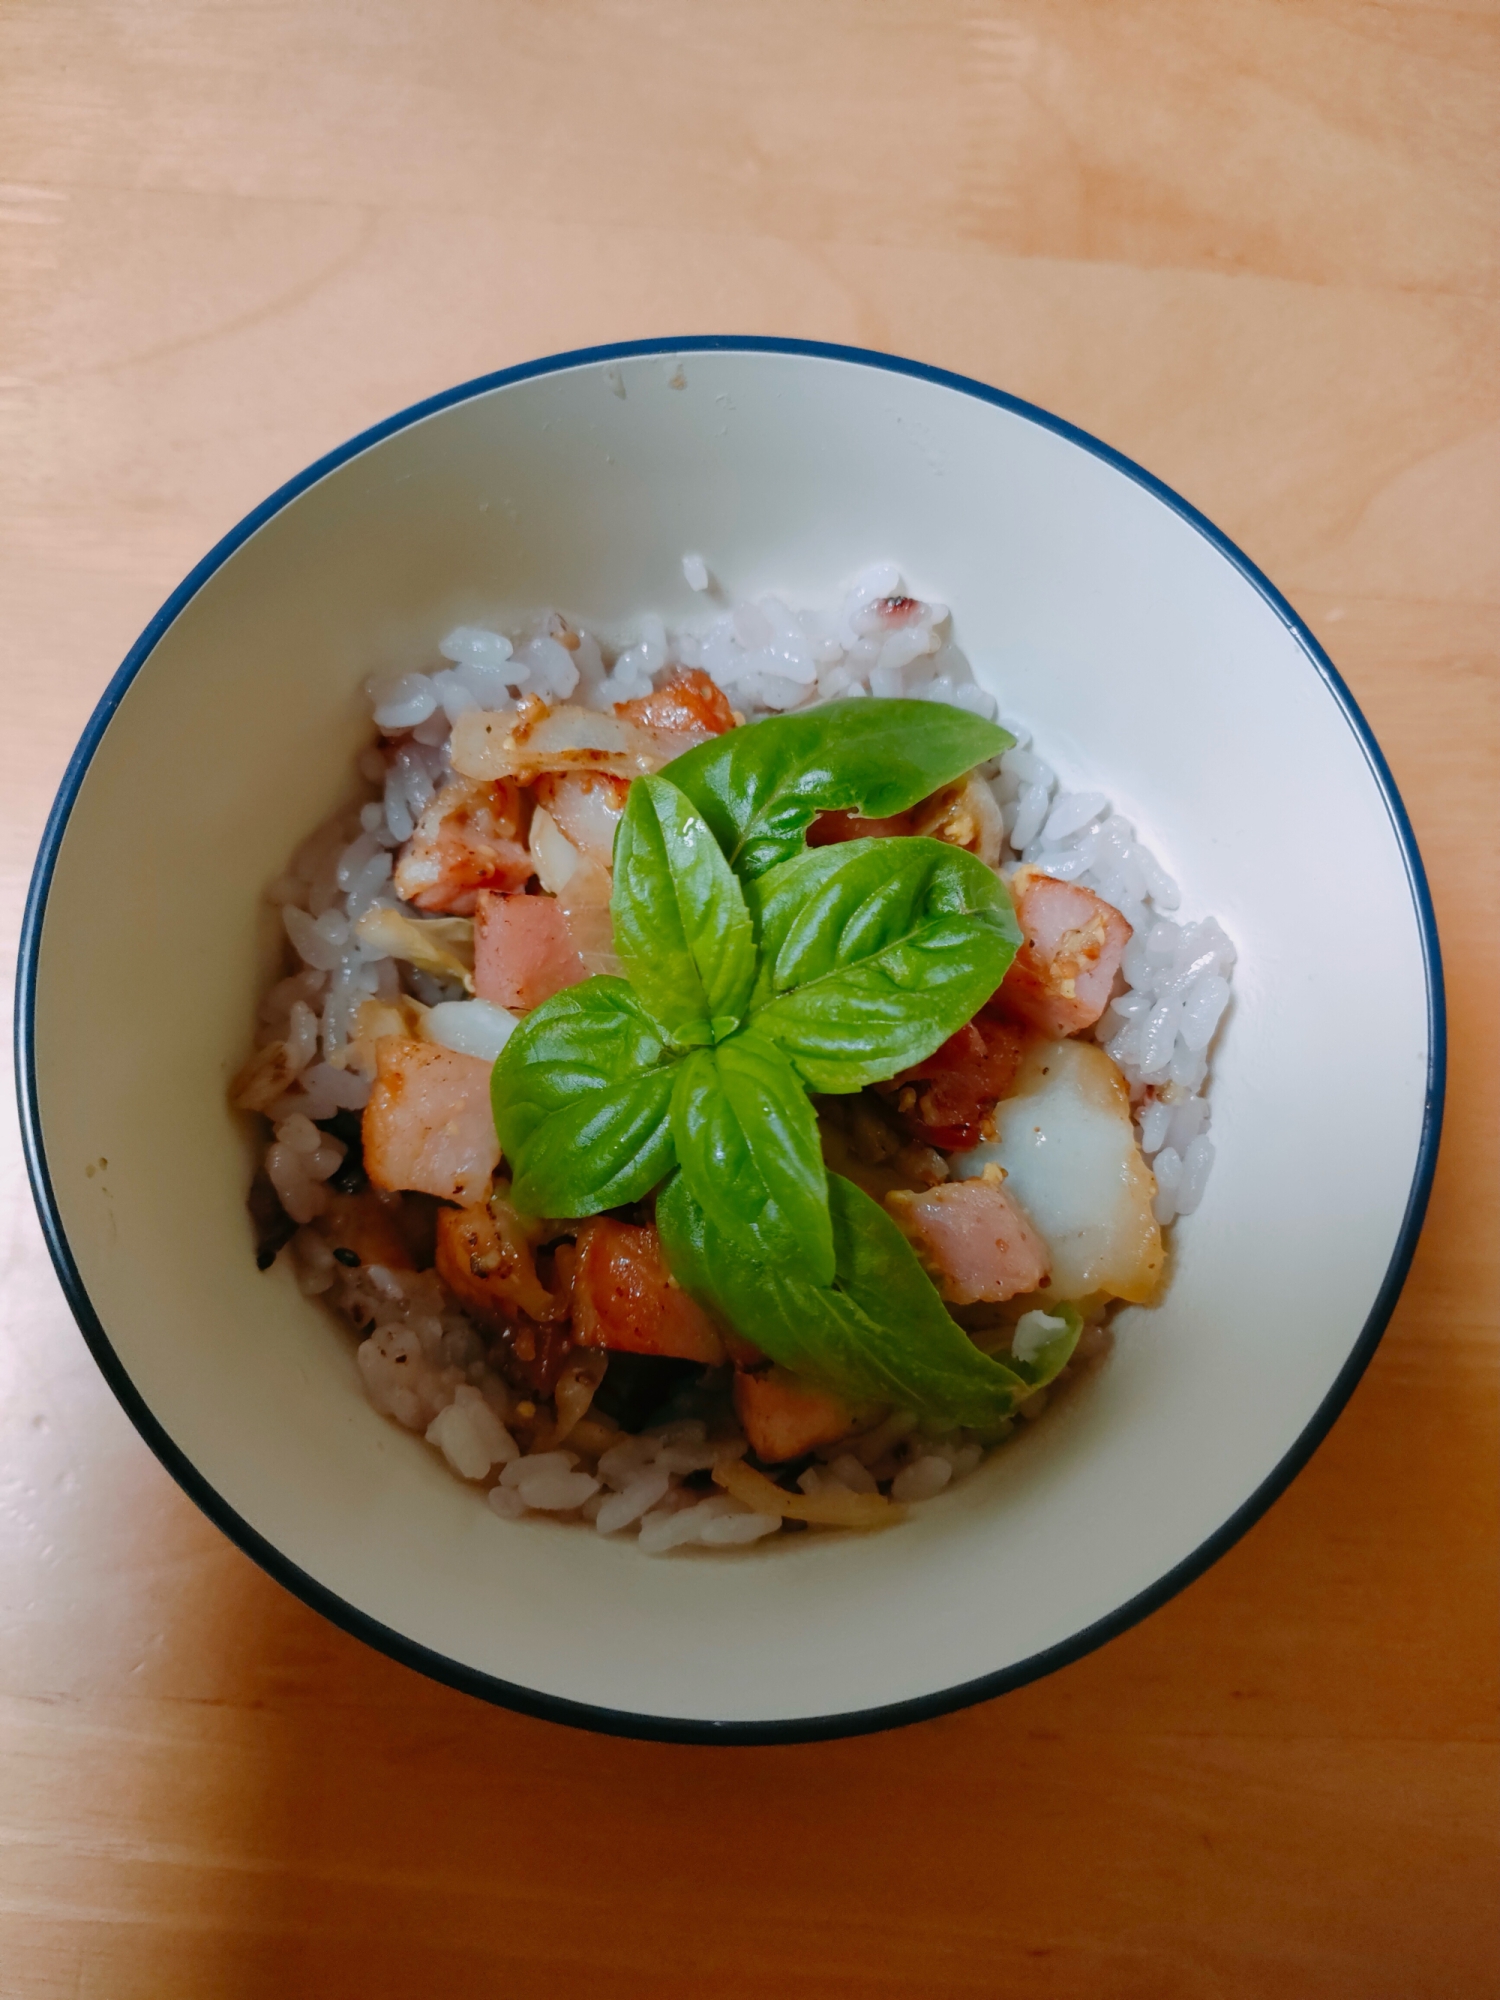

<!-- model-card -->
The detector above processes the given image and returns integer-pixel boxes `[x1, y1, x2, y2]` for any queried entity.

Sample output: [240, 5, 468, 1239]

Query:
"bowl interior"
[27, 346, 1433, 1732]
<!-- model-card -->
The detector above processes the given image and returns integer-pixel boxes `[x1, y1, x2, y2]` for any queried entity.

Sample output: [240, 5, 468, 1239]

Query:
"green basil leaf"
[491, 977, 678, 1215]
[744, 837, 1021, 1092]
[670, 1029, 834, 1284]
[1006, 1303, 1083, 1389]
[664, 699, 1011, 880]
[610, 773, 756, 1045]
[657, 1170, 1026, 1431]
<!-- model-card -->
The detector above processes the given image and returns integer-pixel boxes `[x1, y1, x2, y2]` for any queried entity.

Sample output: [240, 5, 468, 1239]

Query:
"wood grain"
[2, 4, 1496, 1995]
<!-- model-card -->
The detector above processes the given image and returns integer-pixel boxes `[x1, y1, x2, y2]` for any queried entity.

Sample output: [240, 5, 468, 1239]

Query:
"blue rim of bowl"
[15, 335, 1446, 1746]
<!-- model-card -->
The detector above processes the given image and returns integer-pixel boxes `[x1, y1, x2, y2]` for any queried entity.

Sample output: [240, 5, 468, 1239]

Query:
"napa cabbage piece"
[355, 906, 474, 992]
[953, 1037, 1163, 1304]
[712, 1457, 902, 1530]
[450, 703, 710, 785]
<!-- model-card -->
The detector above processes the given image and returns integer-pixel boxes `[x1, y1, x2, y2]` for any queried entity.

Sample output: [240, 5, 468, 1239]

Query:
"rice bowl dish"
[20, 336, 1438, 1736]
[235, 562, 1235, 1553]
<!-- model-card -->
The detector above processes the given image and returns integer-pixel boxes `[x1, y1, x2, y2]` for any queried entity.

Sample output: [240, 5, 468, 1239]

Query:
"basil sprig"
[490, 703, 1027, 1419]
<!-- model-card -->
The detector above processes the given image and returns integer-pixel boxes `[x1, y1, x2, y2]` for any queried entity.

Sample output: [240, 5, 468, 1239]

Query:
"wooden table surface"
[2, 5, 1496, 1995]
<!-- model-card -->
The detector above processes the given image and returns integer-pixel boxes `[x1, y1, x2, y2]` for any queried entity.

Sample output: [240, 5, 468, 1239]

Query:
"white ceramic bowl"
[18, 339, 1443, 1742]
